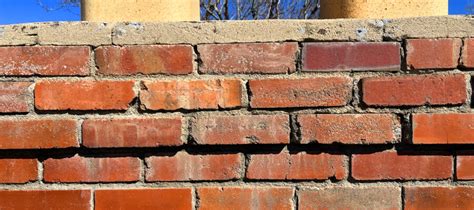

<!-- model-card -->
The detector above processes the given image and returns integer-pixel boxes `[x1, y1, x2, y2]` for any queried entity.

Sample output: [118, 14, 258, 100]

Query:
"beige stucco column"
[320, 0, 448, 19]
[81, 0, 200, 22]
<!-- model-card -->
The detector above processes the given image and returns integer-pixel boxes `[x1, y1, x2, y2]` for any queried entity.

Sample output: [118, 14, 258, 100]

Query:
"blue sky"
[0, 0, 471, 25]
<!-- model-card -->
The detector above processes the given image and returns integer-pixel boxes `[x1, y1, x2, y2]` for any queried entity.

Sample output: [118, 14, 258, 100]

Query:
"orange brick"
[95, 45, 193, 75]
[35, 80, 135, 111]
[246, 152, 346, 180]
[0, 159, 37, 183]
[82, 117, 183, 148]
[140, 79, 242, 110]
[146, 152, 242, 181]
[95, 189, 192, 210]
[0, 82, 31, 113]
[0, 46, 90, 76]
[413, 113, 474, 144]
[43, 156, 140, 183]
[0, 190, 91, 210]
[457, 156, 474, 180]
[198, 187, 294, 210]
[0, 119, 78, 149]
[462, 38, 474, 68]
[405, 187, 474, 210]
[407, 38, 461, 69]
[249, 77, 352, 108]
[298, 114, 400, 144]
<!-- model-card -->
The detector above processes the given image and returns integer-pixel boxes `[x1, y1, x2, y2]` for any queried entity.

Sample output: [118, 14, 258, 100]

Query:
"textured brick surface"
[96, 45, 193, 75]
[413, 113, 474, 144]
[43, 156, 141, 183]
[362, 74, 467, 106]
[35, 80, 135, 111]
[95, 189, 192, 210]
[303, 42, 400, 71]
[405, 187, 474, 210]
[146, 152, 242, 181]
[0, 46, 90, 76]
[140, 79, 242, 110]
[0, 159, 37, 183]
[457, 156, 474, 180]
[0, 190, 91, 210]
[249, 77, 352, 108]
[0, 82, 31, 113]
[198, 43, 298, 74]
[191, 115, 290, 145]
[298, 187, 401, 210]
[246, 152, 346, 180]
[0, 119, 78, 149]
[198, 187, 294, 210]
[462, 38, 474, 68]
[407, 38, 462, 69]
[298, 114, 400, 144]
[82, 117, 183, 148]
[352, 151, 452, 180]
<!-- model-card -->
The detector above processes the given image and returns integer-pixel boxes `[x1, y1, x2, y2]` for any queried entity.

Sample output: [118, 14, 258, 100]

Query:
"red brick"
[457, 156, 474, 180]
[413, 113, 474, 144]
[298, 187, 401, 210]
[95, 45, 193, 75]
[246, 152, 346, 180]
[198, 187, 293, 210]
[43, 156, 140, 183]
[352, 151, 452, 180]
[462, 38, 474, 68]
[35, 80, 135, 111]
[362, 74, 467, 106]
[198, 43, 298, 74]
[82, 117, 183, 148]
[0, 190, 91, 210]
[146, 152, 242, 181]
[407, 38, 461, 69]
[0, 119, 78, 149]
[191, 115, 289, 145]
[249, 77, 352, 108]
[298, 114, 400, 144]
[95, 188, 192, 210]
[303, 42, 400, 71]
[405, 187, 474, 210]
[140, 79, 242, 110]
[0, 46, 90, 76]
[0, 159, 37, 183]
[0, 82, 31, 113]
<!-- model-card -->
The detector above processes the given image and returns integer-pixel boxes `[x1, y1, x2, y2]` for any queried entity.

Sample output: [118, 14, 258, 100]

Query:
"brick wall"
[0, 16, 473, 209]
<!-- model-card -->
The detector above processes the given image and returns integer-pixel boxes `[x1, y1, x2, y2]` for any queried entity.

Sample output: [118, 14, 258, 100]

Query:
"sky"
[0, 0, 471, 25]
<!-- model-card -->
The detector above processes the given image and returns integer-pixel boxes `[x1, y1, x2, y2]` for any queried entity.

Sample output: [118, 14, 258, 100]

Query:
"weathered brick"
[298, 114, 400, 144]
[146, 152, 242, 181]
[462, 38, 474, 68]
[43, 156, 140, 183]
[198, 187, 293, 210]
[298, 187, 401, 210]
[303, 42, 400, 71]
[0, 119, 78, 149]
[191, 115, 290, 145]
[246, 152, 346, 180]
[0, 82, 31, 113]
[249, 77, 352, 108]
[95, 189, 192, 210]
[0, 159, 37, 183]
[0, 190, 91, 210]
[198, 43, 298, 74]
[352, 151, 452, 180]
[407, 38, 461, 69]
[95, 45, 193, 75]
[457, 156, 474, 180]
[405, 187, 474, 210]
[35, 80, 135, 111]
[0, 46, 90, 76]
[140, 79, 242, 111]
[362, 74, 467, 106]
[82, 117, 183, 148]
[413, 113, 474, 144]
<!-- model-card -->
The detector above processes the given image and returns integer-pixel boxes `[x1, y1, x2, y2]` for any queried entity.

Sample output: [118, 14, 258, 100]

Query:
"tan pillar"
[320, 0, 448, 19]
[81, 0, 200, 22]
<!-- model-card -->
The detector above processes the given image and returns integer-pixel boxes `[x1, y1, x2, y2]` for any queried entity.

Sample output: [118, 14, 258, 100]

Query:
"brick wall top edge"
[0, 16, 472, 46]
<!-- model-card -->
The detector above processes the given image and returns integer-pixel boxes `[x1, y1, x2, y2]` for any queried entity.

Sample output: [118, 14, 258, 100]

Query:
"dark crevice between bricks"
[453, 153, 458, 182]
[458, 38, 465, 70]
[356, 79, 370, 110]
[400, 39, 408, 72]
[194, 187, 201, 210]
[193, 45, 203, 74]
[245, 80, 253, 111]
[293, 186, 299, 210]
[401, 186, 406, 210]
[400, 113, 412, 144]
[289, 114, 301, 144]
[295, 42, 304, 74]
[471, 77, 474, 108]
